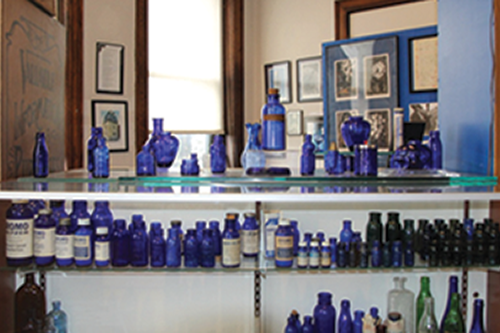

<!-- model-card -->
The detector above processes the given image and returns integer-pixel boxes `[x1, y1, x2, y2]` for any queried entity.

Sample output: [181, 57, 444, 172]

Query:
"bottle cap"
[268, 88, 279, 95]
[59, 217, 71, 226]
[244, 212, 255, 219]
[38, 209, 51, 215]
[12, 199, 29, 204]
[321, 241, 330, 247]
[78, 218, 90, 226]
[310, 240, 319, 247]
[278, 218, 290, 226]
[171, 220, 182, 227]
[96, 227, 108, 235]
[299, 241, 307, 247]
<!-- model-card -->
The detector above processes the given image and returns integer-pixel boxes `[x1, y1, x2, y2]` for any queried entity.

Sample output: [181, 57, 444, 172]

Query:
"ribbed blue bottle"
[300, 134, 316, 175]
[87, 127, 102, 172]
[184, 229, 199, 268]
[34, 209, 55, 266]
[50, 200, 68, 227]
[262, 88, 286, 150]
[94, 226, 110, 267]
[222, 215, 241, 268]
[166, 227, 181, 268]
[313, 292, 336, 333]
[353, 310, 364, 333]
[338, 299, 353, 333]
[69, 200, 89, 233]
[55, 217, 73, 267]
[91, 201, 113, 234]
[92, 133, 109, 178]
[275, 219, 294, 268]
[439, 275, 458, 333]
[201, 229, 215, 268]
[149, 222, 165, 267]
[241, 213, 259, 257]
[6, 200, 35, 267]
[111, 219, 131, 267]
[74, 218, 93, 267]
[302, 315, 314, 333]
[210, 134, 227, 174]
[209, 221, 222, 259]
[33, 132, 49, 178]
[290, 220, 300, 256]
[136, 145, 156, 176]
[131, 215, 148, 267]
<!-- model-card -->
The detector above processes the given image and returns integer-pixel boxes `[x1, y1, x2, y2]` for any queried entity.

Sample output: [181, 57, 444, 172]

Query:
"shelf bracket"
[39, 270, 46, 292]
[254, 270, 261, 318]
[461, 267, 468, 320]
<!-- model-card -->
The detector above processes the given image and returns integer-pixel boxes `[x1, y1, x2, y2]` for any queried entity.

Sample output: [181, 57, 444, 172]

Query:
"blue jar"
[55, 217, 74, 267]
[87, 127, 102, 172]
[314, 292, 336, 333]
[340, 220, 354, 244]
[300, 134, 316, 175]
[111, 219, 130, 267]
[200, 229, 215, 268]
[166, 227, 181, 267]
[6, 200, 34, 266]
[290, 220, 300, 256]
[74, 218, 93, 267]
[329, 237, 338, 268]
[69, 200, 89, 233]
[149, 222, 165, 267]
[50, 200, 68, 228]
[371, 240, 382, 267]
[241, 212, 259, 257]
[392, 241, 403, 267]
[338, 299, 353, 333]
[222, 215, 241, 268]
[33, 132, 49, 178]
[34, 209, 55, 266]
[302, 315, 314, 333]
[136, 145, 156, 176]
[131, 215, 148, 267]
[297, 241, 308, 269]
[184, 229, 199, 268]
[275, 219, 294, 268]
[210, 135, 226, 174]
[321, 240, 331, 268]
[92, 134, 109, 178]
[209, 221, 222, 258]
[94, 226, 110, 267]
[264, 211, 279, 258]
[262, 88, 286, 150]
[309, 240, 320, 269]
[353, 310, 364, 333]
[91, 201, 113, 234]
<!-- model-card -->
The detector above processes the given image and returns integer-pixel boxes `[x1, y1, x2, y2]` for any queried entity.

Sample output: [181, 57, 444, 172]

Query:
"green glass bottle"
[416, 276, 432, 332]
[366, 212, 383, 248]
[442, 293, 465, 333]
[385, 212, 402, 243]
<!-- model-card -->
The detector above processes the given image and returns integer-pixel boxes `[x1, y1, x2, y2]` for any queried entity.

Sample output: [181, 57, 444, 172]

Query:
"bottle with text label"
[6, 199, 34, 266]
[55, 217, 74, 267]
[222, 214, 241, 268]
[241, 212, 259, 257]
[95, 226, 110, 267]
[275, 219, 294, 268]
[74, 218, 93, 267]
[34, 208, 56, 266]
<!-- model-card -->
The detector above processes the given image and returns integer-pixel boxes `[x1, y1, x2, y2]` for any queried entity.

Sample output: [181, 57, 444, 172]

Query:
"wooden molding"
[135, 0, 149, 152]
[494, 0, 500, 178]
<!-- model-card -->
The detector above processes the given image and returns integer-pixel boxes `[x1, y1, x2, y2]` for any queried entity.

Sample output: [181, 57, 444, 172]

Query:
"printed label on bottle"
[56, 235, 74, 259]
[263, 114, 285, 121]
[74, 235, 91, 260]
[34, 227, 55, 256]
[309, 251, 320, 267]
[6, 218, 34, 258]
[241, 229, 259, 255]
[222, 238, 241, 266]
[297, 251, 309, 267]
[275, 235, 293, 261]
[265, 224, 278, 255]
[321, 251, 331, 267]
[95, 241, 110, 261]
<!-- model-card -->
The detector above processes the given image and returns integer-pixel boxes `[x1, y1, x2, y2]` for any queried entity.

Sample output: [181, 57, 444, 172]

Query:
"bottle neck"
[267, 93, 279, 104]
[471, 299, 484, 329]
[153, 118, 164, 134]
[25, 273, 35, 284]
[420, 278, 431, 294]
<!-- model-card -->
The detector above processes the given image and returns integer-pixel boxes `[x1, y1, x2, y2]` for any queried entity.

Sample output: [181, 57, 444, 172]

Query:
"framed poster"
[296, 56, 322, 102]
[91, 100, 129, 152]
[264, 61, 292, 104]
[96, 42, 125, 94]
[411, 36, 438, 92]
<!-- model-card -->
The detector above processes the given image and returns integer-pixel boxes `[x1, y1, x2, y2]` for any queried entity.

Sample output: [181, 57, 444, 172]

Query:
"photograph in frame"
[364, 54, 391, 99]
[265, 61, 292, 104]
[365, 108, 391, 151]
[297, 57, 322, 102]
[409, 102, 439, 136]
[334, 58, 358, 101]
[335, 109, 358, 151]
[91, 100, 129, 152]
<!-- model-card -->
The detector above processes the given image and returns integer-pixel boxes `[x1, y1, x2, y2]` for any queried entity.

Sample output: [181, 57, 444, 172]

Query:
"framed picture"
[296, 56, 322, 102]
[286, 110, 304, 136]
[264, 61, 292, 104]
[96, 42, 125, 94]
[411, 35, 438, 92]
[335, 58, 358, 101]
[409, 102, 439, 136]
[91, 100, 129, 152]
[365, 108, 391, 152]
[364, 54, 391, 99]
[335, 109, 358, 151]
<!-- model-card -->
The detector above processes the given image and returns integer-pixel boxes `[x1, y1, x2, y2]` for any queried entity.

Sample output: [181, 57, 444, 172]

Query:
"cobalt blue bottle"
[136, 145, 156, 176]
[404, 240, 415, 267]
[93, 134, 110, 178]
[150, 222, 165, 267]
[241, 213, 259, 257]
[324, 143, 340, 175]
[313, 292, 336, 333]
[297, 241, 308, 269]
[464, 218, 474, 241]
[440, 275, 458, 333]
[262, 88, 286, 150]
[94, 226, 110, 267]
[34, 209, 55, 266]
[180, 153, 200, 175]
[196, 221, 207, 244]
[33, 132, 49, 178]
[300, 134, 316, 175]
[330, 237, 338, 268]
[74, 218, 93, 267]
[111, 219, 131, 267]
[55, 217, 73, 267]
[285, 316, 299, 333]
[275, 219, 294, 268]
[69, 200, 89, 233]
[429, 130, 442, 170]
[184, 229, 199, 268]
[340, 220, 354, 244]
[371, 240, 382, 267]
[28, 199, 46, 218]
[290, 220, 300, 256]
[170, 220, 184, 255]
[469, 298, 485, 333]
[6, 200, 35, 266]
[209, 221, 222, 259]
[353, 310, 364, 333]
[336, 242, 347, 268]
[309, 240, 320, 269]
[222, 215, 241, 268]
[50, 200, 68, 227]
[302, 315, 314, 333]
[200, 229, 215, 268]
[91, 201, 113, 234]
[316, 231, 325, 247]
[166, 227, 182, 268]
[131, 215, 148, 267]
[392, 241, 403, 267]
[303, 232, 312, 249]
[87, 127, 102, 172]
[210, 134, 226, 174]
[383, 242, 392, 267]
[338, 299, 353, 333]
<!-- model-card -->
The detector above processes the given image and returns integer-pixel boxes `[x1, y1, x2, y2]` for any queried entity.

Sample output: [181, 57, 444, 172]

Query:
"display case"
[1, 169, 500, 332]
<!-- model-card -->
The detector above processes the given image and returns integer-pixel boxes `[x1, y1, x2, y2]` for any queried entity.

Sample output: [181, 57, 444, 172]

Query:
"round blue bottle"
[111, 219, 131, 267]
[55, 217, 74, 267]
[166, 227, 181, 268]
[94, 226, 110, 267]
[222, 216, 241, 268]
[91, 201, 113, 234]
[404, 240, 415, 267]
[241, 212, 259, 257]
[69, 200, 89, 233]
[34, 209, 55, 266]
[262, 88, 286, 150]
[131, 215, 148, 267]
[136, 145, 156, 176]
[353, 310, 364, 333]
[33, 132, 49, 178]
[302, 315, 314, 333]
[209, 221, 222, 258]
[200, 229, 215, 268]
[314, 292, 336, 333]
[149, 222, 165, 267]
[290, 220, 300, 256]
[184, 229, 199, 268]
[210, 134, 226, 174]
[6, 200, 34, 266]
[275, 219, 294, 268]
[74, 218, 93, 267]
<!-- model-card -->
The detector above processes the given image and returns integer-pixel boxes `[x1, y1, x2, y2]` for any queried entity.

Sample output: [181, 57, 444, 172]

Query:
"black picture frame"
[91, 100, 129, 152]
[296, 56, 322, 102]
[264, 61, 292, 104]
[96, 42, 125, 94]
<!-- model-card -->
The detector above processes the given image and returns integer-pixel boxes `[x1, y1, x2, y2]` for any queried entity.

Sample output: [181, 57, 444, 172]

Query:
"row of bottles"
[284, 275, 485, 333]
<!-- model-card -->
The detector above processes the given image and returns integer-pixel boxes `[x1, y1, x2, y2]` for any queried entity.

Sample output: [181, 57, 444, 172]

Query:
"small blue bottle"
[321, 240, 331, 268]
[469, 298, 485, 333]
[340, 220, 354, 244]
[69, 200, 89, 233]
[303, 232, 312, 250]
[93, 134, 110, 178]
[314, 292, 336, 333]
[316, 231, 325, 247]
[337, 242, 347, 268]
[330, 237, 337, 268]
[309, 240, 320, 269]
[429, 130, 442, 170]
[262, 88, 286, 151]
[222, 215, 241, 268]
[265, 211, 280, 258]
[34, 209, 55, 266]
[285, 316, 299, 333]
[50, 200, 68, 227]
[370, 307, 380, 324]
[404, 240, 415, 267]
[91, 201, 113, 234]
[94, 226, 110, 267]
[166, 227, 182, 267]
[196, 221, 207, 244]
[111, 219, 131, 267]
[353, 310, 364, 333]
[209, 221, 222, 259]
[291, 311, 302, 332]
[184, 229, 199, 268]
[302, 315, 314, 333]
[324, 143, 339, 175]
[87, 127, 102, 172]
[74, 217, 93, 267]
[464, 218, 474, 241]
[28, 199, 46, 218]
[275, 219, 294, 268]
[55, 217, 74, 267]
[290, 220, 300, 256]
[33, 132, 49, 178]
[392, 241, 403, 267]
[382, 242, 392, 267]
[297, 241, 309, 269]
[210, 134, 226, 174]
[46, 300, 68, 333]
[136, 145, 156, 176]
[170, 220, 184, 254]
[150, 222, 165, 267]
[241, 213, 259, 257]
[338, 299, 353, 333]
[180, 153, 200, 175]
[131, 215, 148, 267]
[200, 229, 215, 268]
[371, 240, 382, 267]
[300, 134, 316, 176]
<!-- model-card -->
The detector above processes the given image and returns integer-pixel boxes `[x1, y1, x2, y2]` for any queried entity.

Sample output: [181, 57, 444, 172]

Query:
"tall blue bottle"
[469, 298, 485, 333]
[429, 130, 442, 170]
[34, 209, 55, 266]
[262, 88, 286, 150]
[131, 215, 148, 267]
[313, 292, 336, 333]
[6, 200, 35, 266]
[55, 217, 74, 267]
[150, 222, 165, 267]
[184, 229, 199, 267]
[170, 220, 184, 254]
[74, 217, 93, 267]
[50, 200, 68, 227]
[166, 227, 182, 267]
[46, 301, 68, 333]
[200, 229, 215, 268]
[209, 221, 222, 258]
[33, 132, 49, 178]
[353, 310, 364, 333]
[210, 134, 226, 174]
[340, 220, 354, 244]
[69, 200, 89, 233]
[290, 220, 300, 256]
[94, 226, 110, 267]
[302, 315, 314, 333]
[275, 219, 294, 268]
[371, 240, 382, 267]
[222, 215, 241, 268]
[241, 213, 259, 257]
[93, 134, 109, 178]
[136, 145, 156, 176]
[338, 299, 353, 333]
[439, 275, 458, 333]
[87, 127, 102, 172]
[91, 201, 113, 234]
[111, 219, 131, 267]
[300, 134, 316, 175]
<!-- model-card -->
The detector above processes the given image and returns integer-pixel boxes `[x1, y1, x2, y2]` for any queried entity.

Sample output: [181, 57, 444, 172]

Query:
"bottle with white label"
[241, 212, 259, 257]
[222, 214, 241, 268]
[297, 241, 309, 269]
[275, 219, 294, 268]
[309, 240, 320, 269]
[55, 217, 74, 267]
[74, 218, 93, 267]
[264, 210, 280, 258]
[34, 209, 55, 266]
[6, 199, 34, 266]
[95, 226, 110, 267]
[321, 240, 331, 268]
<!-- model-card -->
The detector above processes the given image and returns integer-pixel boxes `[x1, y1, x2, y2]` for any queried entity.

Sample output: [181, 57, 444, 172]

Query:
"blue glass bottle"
[150, 222, 165, 267]
[382, 242, 392, 267]
[33, 132, 49, 178]
[336, 242, 347, 268]
[404, 240, 415, 267]
[131, 215, 148, 267]
[291, 310, 302, 333]
[285, 316, 299, 333]
[151, 121, 179, 168]
[55, 217, 73, 267]
[184, 229, 199, 268]
[200, 229, 215, 268]
[320, 240, 331, 268]
[313, 292, 336, 333]
[275, 219, 294, 268]
[324, 143, 339, 175]
[91, 201, 113, 234]
[6, 200, 35, 266]
[69, 200, 89, 233]
[464, 218, 474, 241]
[302, 315, 314, 333]
[46, 300, 68, 333]
[209, 221, 222, 259]
[340, 220, 354, 244]
[170, 220, 184, 255]
[297, 241, 309, 269]
[353, 310, 364, 333]
[34, 209, 55, 266]
[196, 221, 207, 244]
[370, 307, 380, 325]
[392, 241, 403, 267]
[316, 231, 325, 247]
[136, 145, 156, 176]
[28, 199, 46, 218]
[94, 226, 110, 267]
[241, 123, 266, 171]
[87, 127, 102, 172]
[111, 219, 131, 267]
[290, 220, 300, 256]
[469, 298, 485, 333]
[74, 218, 93, 267]
[303, 232, 312, 248]
[371, 240, 382, 267]
[265, 211, 280, 258]
[429, 130, 442, 170]
[338, 299, 353, 333]
[50, 200, 68, 227]
[440, 275, 458, 333]
[181, 153, 200, 175]
[262, 88, 286, 150]
[222, 215, 241, 268]
[93, 134, 110, 178]
[300, 134, 316, 175]
[166, 227, 182, 267]
[330, 237, 338, 268]
[210, 134, 226, 174]
[309, 240, 320, 269]
[241, 213, 259, 257]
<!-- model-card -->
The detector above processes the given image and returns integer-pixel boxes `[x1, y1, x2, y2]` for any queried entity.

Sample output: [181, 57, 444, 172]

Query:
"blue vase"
[91, 201, 113, 234]
[147, 118, 179, 168]
[313, 292, 336, 333]
[87, 127, 102, 173]
[262, 88, 286, 151]
[209, 221, 222, 257]
[181, 153, 200, 175]
[92, 134, 109, 178]
[241, 123, 266, 171]
[338, 299, 353, 333]
[300, 134, 316, 176]
[46, 301, 68, 333]
[210, 134, 226, 173]
[55, 217, 74, 267]
[111, 219, 130, 267]
[166, 227, 181, 267]
[149, 222, 165, 267]
[340, 116, 371, 149]
[34, 209, 55, 266]
[184, 229, 199, 267]
[69, 200, 89, 233]
[136, 145, 156, 176]
[353, 310, 364, 333]
[33, 132, 49, 178]
[302, 315, 314, 333]
[131, 215, 148, 267]
[200, 229, 215, 268]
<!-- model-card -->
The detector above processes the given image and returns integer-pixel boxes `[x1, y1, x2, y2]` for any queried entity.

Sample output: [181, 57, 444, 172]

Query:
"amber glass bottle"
[15, 273, 46, 333]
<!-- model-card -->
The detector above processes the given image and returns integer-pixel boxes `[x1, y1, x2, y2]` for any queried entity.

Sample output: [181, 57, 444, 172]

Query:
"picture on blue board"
[335, 58, 358, 101]
[365, 109, 391, 151]
[409, 102, 439, 136]
[364, 54, 390, 99]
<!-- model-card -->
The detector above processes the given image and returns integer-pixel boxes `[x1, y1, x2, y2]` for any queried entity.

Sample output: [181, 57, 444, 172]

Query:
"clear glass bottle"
[92, 133, 109, 178]
[55, 217, 74, 267]
[262, 88, 286, 151]
[74, 218, 93, 267]
[87, 127, 102, 172]
[34, 209, 55, 266]
[417, 276, 433, 332]
[69, 200, 89, 233]
[440, 275, 458, 333]
[15, 273, 46, 332]
[469, 299, 485, 333]
[442, 293, 465, 333]
[46, 300, 68, 333]
[222, 215, 241, 268]
[149, 222, 165, 267]
[241, 123, 266, 172]
[241, 212, 259, 257]
[418, 297, 438, 333]
[33, 132, 49, 178]
[210, 134, 226, 174]
[300, 134, 316, 175]
[95, 226, 110, 267]
[387, 277, 415, 333]
[111, 219, 131, 267]
[313, 292, 336, 333]
[131, 215, 148, 267]
[136, 145, 156, 176]
[338, 299, 353, 333]
[264, 210, 280, 258]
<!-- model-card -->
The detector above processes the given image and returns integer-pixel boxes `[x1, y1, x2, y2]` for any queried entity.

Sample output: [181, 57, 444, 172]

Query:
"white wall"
[83, 0, 136, 169]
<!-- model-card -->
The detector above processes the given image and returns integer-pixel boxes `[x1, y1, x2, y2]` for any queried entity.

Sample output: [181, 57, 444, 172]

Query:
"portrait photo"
[335, 109, 358, 151]
[365, 109, 391, 151]
[364, 54, 390, 99]
[91, 100, 129, 152]
[335, 58, 358, 101]
[409, 102, 438, 136]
